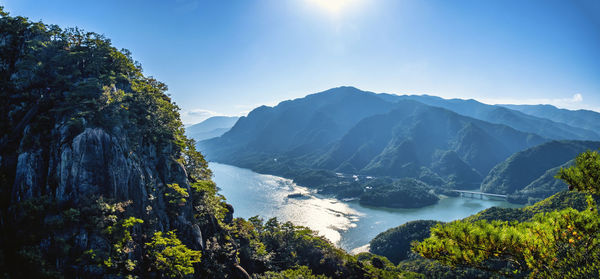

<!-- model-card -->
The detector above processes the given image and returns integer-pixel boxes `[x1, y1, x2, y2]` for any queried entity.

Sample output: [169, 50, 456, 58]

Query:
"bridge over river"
[451, 190, 508, 200]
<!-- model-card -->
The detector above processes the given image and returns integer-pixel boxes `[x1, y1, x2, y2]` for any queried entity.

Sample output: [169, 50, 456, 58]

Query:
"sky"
[2, 0, 600, 124]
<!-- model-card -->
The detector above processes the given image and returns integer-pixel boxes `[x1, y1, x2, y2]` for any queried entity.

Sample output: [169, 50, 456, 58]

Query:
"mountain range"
[200, 87, 600, 193]
[381, 94, 600, 141]
[185, 116, 239, 141]
[502, 104, 600, 134]
[197, 87, 600, 203]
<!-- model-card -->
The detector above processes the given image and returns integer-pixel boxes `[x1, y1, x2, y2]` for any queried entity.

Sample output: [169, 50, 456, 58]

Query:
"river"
[210, 162, 521, 252]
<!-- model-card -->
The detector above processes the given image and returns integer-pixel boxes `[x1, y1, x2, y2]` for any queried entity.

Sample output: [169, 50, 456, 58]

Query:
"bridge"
[450, 190, 508, 200]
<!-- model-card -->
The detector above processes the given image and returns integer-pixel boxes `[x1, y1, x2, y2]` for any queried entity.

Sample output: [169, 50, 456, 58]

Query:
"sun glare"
[307, 0, 359, 16]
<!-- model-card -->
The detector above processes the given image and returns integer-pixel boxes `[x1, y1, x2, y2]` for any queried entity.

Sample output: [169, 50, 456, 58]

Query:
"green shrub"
[145, 230, 202, 278]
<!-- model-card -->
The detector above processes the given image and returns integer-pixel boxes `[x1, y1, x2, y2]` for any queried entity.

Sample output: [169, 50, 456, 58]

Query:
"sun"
[306, 0, 359, 16]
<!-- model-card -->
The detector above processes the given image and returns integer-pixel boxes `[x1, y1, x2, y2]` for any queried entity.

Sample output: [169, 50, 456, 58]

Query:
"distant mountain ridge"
[185, 116, 239, 141]
[199, 87, 551, 190]
[382, 95, 600, 141]
[501, 104, 600, 133]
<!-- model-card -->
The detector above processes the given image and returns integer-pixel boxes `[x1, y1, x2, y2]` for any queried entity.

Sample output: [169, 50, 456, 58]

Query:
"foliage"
[101, 217, 143, 274]
[190, 180, 229, 225]
[354, 252, 424, 279]
[360, 178, 438, 208]
[248, 217, 353, 276]
[257, 265, 330, 279]
[481, 141, 600, 201]
[228, 217, 271, 274]
[398, 258, 495, 279]
[465, 190, 590, 223]
[1, 196, 64, 278]
[145, 230, 202, 278]
[523, 190, 590, 216]
[556, 149, 600, 195]
[165, 183, 189, 206]
[69, 197, 150, 277]
[370, 220, 441, 264]
[181, 137, 212, 181]
[0, 194, 148, 278]
[415, 199, 600, 278]
[228, 217, 422, 278]
[413, 150, 600, 278]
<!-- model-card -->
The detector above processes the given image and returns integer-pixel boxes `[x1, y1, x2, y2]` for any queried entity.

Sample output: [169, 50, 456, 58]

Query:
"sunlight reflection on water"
[210, 162, 521, 251]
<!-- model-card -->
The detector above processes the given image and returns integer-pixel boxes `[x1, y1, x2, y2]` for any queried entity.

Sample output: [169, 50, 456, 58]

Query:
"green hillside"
[481, 140, 600, 202]
[200, 88, 547, 203]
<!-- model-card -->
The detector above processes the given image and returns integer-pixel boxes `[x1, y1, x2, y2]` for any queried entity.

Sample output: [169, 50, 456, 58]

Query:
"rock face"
[7, 123, 204, 245]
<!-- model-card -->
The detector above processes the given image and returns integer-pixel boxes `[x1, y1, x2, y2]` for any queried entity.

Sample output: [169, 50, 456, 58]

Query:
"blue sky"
[2, 0, 600, 124]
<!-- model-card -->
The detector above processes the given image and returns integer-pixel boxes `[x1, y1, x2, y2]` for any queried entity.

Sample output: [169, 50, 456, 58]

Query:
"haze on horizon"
[3, 0, 599, 124]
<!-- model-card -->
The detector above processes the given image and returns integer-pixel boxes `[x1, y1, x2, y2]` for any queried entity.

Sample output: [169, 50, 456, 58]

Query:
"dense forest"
[2, 7, 600, 279]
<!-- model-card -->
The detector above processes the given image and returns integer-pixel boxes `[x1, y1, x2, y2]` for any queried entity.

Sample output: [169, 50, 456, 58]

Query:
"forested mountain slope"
[480, 140, 600, 203]
[200, 88, 546, 191]
[503, 104, 600, 133]
[316, 100, 545, 179]
[200, 86, 398, 163]
[382, 94, 600, 141]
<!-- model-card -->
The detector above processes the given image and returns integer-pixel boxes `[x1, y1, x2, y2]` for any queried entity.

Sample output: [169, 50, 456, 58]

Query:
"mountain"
[480, 140, 600, 202]
[370, 220, 442, 264]
[201, 87, 546, 191]
[502, 104, 600, 133]
[510, 161, 573, 204]
[316, 101, 545, 184]
[185, 116, 239, 141]
[200, 86, 398, 168]
[381, 94, 600, 141]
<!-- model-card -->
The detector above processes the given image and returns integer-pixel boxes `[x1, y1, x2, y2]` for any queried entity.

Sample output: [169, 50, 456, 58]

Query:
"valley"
[210, 162, 521, 251]
[3, 4, 600, 277]
[198, 86, 600, 208]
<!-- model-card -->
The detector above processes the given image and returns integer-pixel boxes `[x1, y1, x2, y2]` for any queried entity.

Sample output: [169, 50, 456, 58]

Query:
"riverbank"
[210, 162, 522, 251]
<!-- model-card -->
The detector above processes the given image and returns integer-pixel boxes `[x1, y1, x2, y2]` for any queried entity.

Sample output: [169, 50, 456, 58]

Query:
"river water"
[210, 162, 521, 251]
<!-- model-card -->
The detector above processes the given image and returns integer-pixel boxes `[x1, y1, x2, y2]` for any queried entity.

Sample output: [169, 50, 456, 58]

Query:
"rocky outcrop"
[0, 13, 237, 277]
[4, 123, 206, 267]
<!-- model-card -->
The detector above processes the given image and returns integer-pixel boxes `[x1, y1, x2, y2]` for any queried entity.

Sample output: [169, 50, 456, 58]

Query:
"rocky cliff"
[0, 10, 242, 278]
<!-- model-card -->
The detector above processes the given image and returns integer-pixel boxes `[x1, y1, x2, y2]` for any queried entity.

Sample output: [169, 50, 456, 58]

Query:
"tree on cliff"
[414, 150, 600, 278]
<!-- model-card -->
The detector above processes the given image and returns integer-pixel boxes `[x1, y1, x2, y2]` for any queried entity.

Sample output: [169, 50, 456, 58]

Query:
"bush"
[145, 230, 202, 278]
